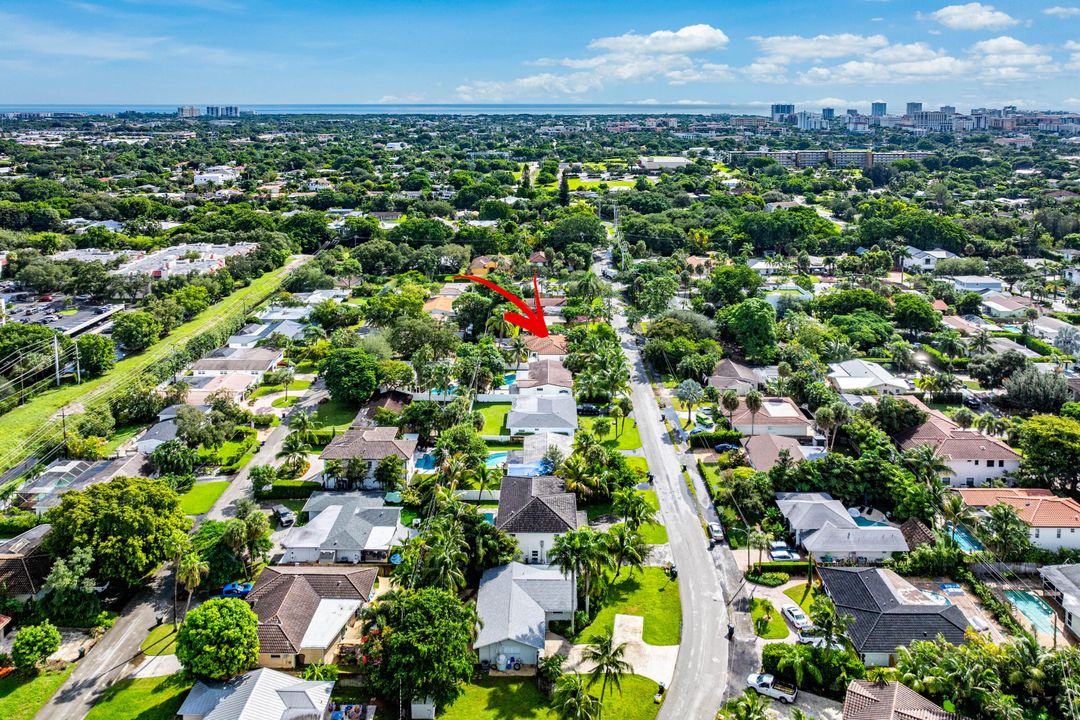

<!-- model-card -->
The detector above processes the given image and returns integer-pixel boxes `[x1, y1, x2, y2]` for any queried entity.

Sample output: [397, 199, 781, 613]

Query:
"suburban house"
[1040, 563, 1080, 639]
[0, 525, 53, 600]
[226, 320, 306, 349]
[511, 359, 573, 396]
[522, 334, 569, 361]
[980, 292, 1029, 318]
[507, 396, 578, 436]
[953, 488, 1080, 551]
[474, 562, 576, 668]
[15, 456, 143, 515]
[746, 258, 784, 276]
[496, 475, 585, 564]
[893, 398, 1019, 486]
[135, 420, 178, 455]
[1030, 314, 1073, 341]
[319, 427, 418, 490]
[422, 295, 456, 321]
[828, 359, 908, 395]
[245, 565, 377, 669]
[189, 347, 284, 377]
[728, 397, 814, 438]
[280, 492, 408, 564]
[183, 373, 258, 405]
[904, 246, 957, 273]
[741, 435, 823, 472]
[775, 492, 907, 563]
[764, 284, 814, 310]
[948, 275, 1004, 294]
[842, 680, 962, 720]
[706, 358, 763, 395]
[176, 667, 334, 720]
[818, 567, 970, 666]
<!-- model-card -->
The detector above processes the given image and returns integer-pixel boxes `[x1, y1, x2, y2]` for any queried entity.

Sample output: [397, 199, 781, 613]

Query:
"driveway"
[562, 614, 678, 686]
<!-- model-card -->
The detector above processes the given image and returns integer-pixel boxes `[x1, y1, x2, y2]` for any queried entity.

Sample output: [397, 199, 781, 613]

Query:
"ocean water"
[0, 103, 769, 117]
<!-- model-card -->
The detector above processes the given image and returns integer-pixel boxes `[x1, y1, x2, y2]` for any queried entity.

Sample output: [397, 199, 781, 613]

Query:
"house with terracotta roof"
[423, 294, 456, 320]
[522, 334, 569, 361]
[511, 359, 573, 397]
[245, 566, 377, 669]
[728, 397, 814, 438]
[741, 435, 823, 472]
[980, 292, 1029, 318]
[529, 250, 548, 265]
[954, 488, 1080, 551]
[496, 475, 586, 564]
[320, 427, 418, 490]
[843, 680, 964, 720]
[893, 397, 1019, 487]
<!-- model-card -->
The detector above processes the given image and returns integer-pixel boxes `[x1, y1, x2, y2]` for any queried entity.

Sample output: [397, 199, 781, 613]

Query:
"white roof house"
[949, 275, 1004, 293]
[474, 562, 576, 667]
[507, 396, 578, 436]
[776, 492, 907, 563]
[904, 246, 956, 271]
[177, 667, 333, 720]
[828, 360, 908, 395]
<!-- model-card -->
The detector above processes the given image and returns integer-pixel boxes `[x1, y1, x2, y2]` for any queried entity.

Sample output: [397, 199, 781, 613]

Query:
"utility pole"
[74, 340, 81, 384]
[53, 336, 61, 386]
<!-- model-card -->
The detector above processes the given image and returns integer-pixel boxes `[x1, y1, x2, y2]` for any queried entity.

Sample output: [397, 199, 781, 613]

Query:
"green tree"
[777, 643, 824, 687]
[1019, 414, 1080, 494]
[745, 389, 763, 437]
[75, 334, 116, 377]
[606, 523, 649, 580]
[112, 310, 163, 351]
[41, 546, 100, 627]
[374, 454, 405, 490]
[612, 489, 654, 531]
[177, 552, 209, 622]
[675, 379, 705, 425]
[892, 293, 940, 336]
[584, 629, 632, 716]
[320, 347, 379, 405]
[559, 172, 571, 206]
[176, 598, 259, 680]
[731, 298, 777, 363]
[249, 464, 277, 497]
[718, 689, 772, 720]
[12, 621, 61, 674]
[553, 674, 601, 720]
[150, 439, 200, 475]
[550, 527, 609, 632]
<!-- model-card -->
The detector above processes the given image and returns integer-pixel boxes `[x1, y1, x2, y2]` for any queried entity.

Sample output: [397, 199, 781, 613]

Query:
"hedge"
[753, 560, 811, 576]
[762, 643, 864, 698]
[1050, 312, 1080, 325]
[257, 480, 322, 499]
[920, 344, 969, 370]
[0, 510, 41, 537]
[745, 570, 789, 587]
[955, 567, 1025, 636]
[688, 429, 742, 449]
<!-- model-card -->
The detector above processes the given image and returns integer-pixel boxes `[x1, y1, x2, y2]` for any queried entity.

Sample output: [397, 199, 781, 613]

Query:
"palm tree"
[722, 389, 740, 429]
[507, 335, 530, 369]
[976, 412, 1008, 436]
[612, 489, 654, 531]
[902, 444, 952, 489]
[1003, 634, 1049, 697]
[472, 464, 496, 501]
[288, 410, 319, 446]
[778, 643, 824, 688]
[606, 524, 650, 580]
[430, 361, 454, 399]
[165, 531, 190, 628]
[940, 492, 976, 547]
[550, 527, 608, 633]
[807, 594, 853, 649]
[748, 528, 773, 572]
[583, 629, 632, 715]
[552, 674, 600, 720]
[719, 689, 772, 720]
[745, 390, 763, 437]
[814, 405, 836, 450]
[276, 431, 309, 474]
[969, 329, 993, 355]
[485, 314, 515, 339]
[894, 243, 913, 285]
[277, 368, 296, 401]
[178, 552, 209, 622]
[675, 379, 704, 425]
[982, 503, 1030, 561]
[609, 406, 624, 437]
[559, 453, 601, 499]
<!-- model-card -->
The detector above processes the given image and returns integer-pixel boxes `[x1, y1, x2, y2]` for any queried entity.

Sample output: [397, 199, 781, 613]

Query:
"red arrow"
[452, 273, 550, 338]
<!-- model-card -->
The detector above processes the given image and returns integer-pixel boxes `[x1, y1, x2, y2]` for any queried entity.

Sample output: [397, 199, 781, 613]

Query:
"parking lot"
[1, 287, 124, 336]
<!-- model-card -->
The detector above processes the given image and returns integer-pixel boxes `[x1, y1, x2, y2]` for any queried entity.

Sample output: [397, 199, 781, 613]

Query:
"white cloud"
[969, 35, 1056, 79]
[1045, 6, 1080, 17]
[749, 33, 888, 63]
[457, 23, 733, 101]
[926, 3, 1019, 29]
[1066, 40, 1080, 69]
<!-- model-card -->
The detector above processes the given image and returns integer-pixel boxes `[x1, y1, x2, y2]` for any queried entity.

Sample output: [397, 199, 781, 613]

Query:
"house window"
[270, 654, 280, 659]
[1058, 529, 1063, 539]
[1035, 528, 1041, 538]
[973, 460, 979, 466]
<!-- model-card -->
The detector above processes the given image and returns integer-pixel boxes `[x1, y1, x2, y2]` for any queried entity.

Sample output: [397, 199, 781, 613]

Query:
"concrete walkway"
[130, 653, 182, 679]
[562, 614, 679, 686]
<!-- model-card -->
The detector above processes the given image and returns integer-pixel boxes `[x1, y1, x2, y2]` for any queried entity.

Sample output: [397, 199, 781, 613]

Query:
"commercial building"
[177, 106, 201, 118]
[795, 112, 826, 131]
[205, 105, 240, 117]
[770, 103, 795, 121]
[905, 102, 923, 116]
[871, 102, 887, 117]
[822, 108, 835, 120]
[733, 149, 931, 169]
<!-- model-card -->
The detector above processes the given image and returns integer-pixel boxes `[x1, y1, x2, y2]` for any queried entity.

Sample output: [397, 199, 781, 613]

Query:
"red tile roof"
[955, 488, 1080, 527]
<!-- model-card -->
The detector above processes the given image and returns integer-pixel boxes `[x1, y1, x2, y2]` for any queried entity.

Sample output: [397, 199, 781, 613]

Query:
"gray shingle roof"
[507, 396, 578, 430]
[496, 476, 583, 534]
[474, 563, 575, 651]
[802, 522, 909, 554]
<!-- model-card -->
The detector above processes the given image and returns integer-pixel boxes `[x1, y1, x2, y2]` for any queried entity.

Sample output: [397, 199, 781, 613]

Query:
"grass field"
[312, 397, 359, 431]
[577, 567, 680, 646]
[250, 379, 312, 400]
[102, 423, 145, 455]
[583, 490, 667, 544]
[750, 598, 789, 639]
[439, 674, 659, 720]
[0, 663, 77, 720]
[140, 623, 178, 656]
[180, 481, 229, 515]
[624, 455, 649, 474]
[476, 402, 511, 435]
[783, 584, 816, 613]
[586, 417, 643, 451]
[0, 261, 299, 473]
[85, 674, 193, 720]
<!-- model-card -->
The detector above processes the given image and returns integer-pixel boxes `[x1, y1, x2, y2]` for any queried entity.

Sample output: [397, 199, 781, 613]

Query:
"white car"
[781, 604, 812, 630]
[797, 628, 845, 650]
[747, 673, 797, 703]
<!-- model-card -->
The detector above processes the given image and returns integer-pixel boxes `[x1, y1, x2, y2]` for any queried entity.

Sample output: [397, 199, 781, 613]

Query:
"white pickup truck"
[747, 673, 798, 704]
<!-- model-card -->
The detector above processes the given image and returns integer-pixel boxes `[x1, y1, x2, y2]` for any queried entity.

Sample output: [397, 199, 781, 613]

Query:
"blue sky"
[2, 1, 1080, 110]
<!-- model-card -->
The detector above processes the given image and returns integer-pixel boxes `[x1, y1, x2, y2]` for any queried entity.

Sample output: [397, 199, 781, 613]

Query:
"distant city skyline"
[2, 1, 1080, 110]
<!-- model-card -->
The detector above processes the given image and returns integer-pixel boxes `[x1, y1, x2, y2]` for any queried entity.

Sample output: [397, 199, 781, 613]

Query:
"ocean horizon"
[0, 102, 771, 117]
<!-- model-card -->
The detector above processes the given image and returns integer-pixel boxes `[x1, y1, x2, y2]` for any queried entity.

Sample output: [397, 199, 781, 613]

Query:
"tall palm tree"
[472, 464, 496, 501]
[748, 528, 773, 572]
[178, 552, 209, 622]
[583, 629, 632, 715]
[606, 524, 650, 580]
[559, 453, 600, 499]
[550, 527, 608, 633]
[745, 390, 763, 437]
[720, 689, 772, 720]
[609, 406, 624, 437]
[165, 531, 190, 628]
[969, 329, 993, 355]
[722, 390, 740, 429]
[288, 410, 319, 447]
[778, 644, 824, 688]
[430, 361, 454, 399]
[940, 492, 976, 547]
[552, 674, 600, 720]
[807, 594, 854, 649]
[902, 444, 952, 489]
[507, 335, 530, 370]
[982, 503, 1030, 561]
[276, 431, 310, 474]
[612, 489, 654, 531]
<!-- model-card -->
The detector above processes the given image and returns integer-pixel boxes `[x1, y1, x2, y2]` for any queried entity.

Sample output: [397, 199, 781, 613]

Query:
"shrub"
[258, 480, 322, 499]
[0, 510, 41, 537]
[688, 429, 743, 449]
[762, 642, 864, 697]
[753, 561, 810, 576]
[176, 598, 259, 680]
[745, 570, 789, 587]
[12, 621, 61, 674]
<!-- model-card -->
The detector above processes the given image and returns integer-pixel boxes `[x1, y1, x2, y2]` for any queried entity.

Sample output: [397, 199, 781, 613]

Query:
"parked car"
[220, 582, 254, 598]
[962, 394, 981, 409]
[577, 404, 601, 416]
[273, 505, 296, 527]
[713, 443, 739, 453]
[781, 604, 812, 630]
[769, 547, 796, 561]
[747, 673, 797, 703]
[708, 522, 724, 542]
[38, 294, 53, 302]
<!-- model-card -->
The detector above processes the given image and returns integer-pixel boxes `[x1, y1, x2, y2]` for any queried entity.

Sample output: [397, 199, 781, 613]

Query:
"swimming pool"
[486, 451, 509, 468]
[1005, 590, 1056, 636]
[853, 516, 888, 528]
[951, 525, 984, 553]
[416, 453, 436, 471]
[481, 511, 496, 524]
[921, 590, 951, 606]
[502, 373, 517, 387]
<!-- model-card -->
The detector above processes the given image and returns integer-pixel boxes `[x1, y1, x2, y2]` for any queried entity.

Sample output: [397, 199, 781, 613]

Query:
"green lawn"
[587, 417, 642, 451]
[750, 598, 789, 639]
[0, 260, 298, 474]
[577, 567, 680, 646]
[179, 481, 229, 515]
[102, 423, 145, 455]
[312, 397, 359, 431]
[0, 663, 77, 720]
[582, 490, 666, 543]
[271, 396, 299, 408]
[250, 379, 312, 400]
[85, 674, 193, 720]
[294, 360, 318, 374]
[140, 623, 178, 656]
[783, 584, 816, 613]
[439, 675, 659, 720]
[624, 455, 649, 474]
[476, 402, 511, 435]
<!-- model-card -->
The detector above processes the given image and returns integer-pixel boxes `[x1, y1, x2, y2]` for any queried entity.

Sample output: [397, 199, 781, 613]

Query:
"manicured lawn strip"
[179, 481, 229, 515]
[485, 441, 523, 451]
[294, 360, 318, 374]
[750, 598, 789, 639]
[586, 417, 642, 451]
[85, 674, 193, 720]
[439, 675, 658, 720]
[623, 455, 649, 474]
[783, 584, 816, 613]
[0, 662, 77, 720]
[577, 567, 680, 646]
[637, 490, 668, 544]
[102, 423, 145, 455]
[476, 402, 511, 435]
[140, 623, 178, 656]
[250, 379, 312, 400]
[312, 396, 360, 431]
[0, 262, 298, 471]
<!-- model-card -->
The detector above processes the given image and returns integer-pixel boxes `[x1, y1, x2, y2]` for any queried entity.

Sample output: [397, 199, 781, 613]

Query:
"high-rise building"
[795, 111, 826, 131]
[905, 102, 923, 116]
[206, 105, 240, 117]
[822, 108, 835, 120]
[871, 102, 887, 117]
[939, 105, 956, 115]
[847, 108, 859, 117]
[912, 111, 954, 132]
[177, 106, 201, 117]
[770, 103, 795, 121]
